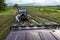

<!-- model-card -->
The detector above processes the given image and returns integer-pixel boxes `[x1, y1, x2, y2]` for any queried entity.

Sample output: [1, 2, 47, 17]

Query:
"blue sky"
[5, 0, 60, 6]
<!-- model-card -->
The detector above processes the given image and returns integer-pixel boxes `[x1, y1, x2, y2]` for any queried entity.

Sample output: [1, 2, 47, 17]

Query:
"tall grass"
[0, 7, 15, 40]
[27, 6, 60, 23]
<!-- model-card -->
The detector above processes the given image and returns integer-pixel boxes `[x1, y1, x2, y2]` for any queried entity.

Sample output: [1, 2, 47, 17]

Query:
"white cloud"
[5, 0, 60, 6]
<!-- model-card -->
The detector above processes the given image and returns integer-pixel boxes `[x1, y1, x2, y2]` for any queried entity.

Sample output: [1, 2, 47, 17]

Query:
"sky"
[5, 0, 60, 6]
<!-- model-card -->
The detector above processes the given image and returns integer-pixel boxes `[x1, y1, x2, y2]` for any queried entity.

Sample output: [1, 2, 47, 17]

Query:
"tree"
[13, 4, 19, 8]
[0, 0, 7, 11]
[57, 5, 60, 7]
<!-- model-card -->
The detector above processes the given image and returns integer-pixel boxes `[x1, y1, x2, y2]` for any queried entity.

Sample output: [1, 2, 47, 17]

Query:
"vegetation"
[0, 0, 7, 11]
[13, 4, 19, 8]
[26, 6, 60, 24]
[0, 7, 15, 40]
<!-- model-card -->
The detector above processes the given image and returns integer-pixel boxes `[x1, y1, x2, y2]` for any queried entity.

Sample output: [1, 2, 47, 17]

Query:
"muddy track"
[28, 10, 44, 24]
[28, 10, 58, 24]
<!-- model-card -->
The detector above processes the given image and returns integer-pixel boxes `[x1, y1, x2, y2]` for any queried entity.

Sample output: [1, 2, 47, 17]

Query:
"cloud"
[5, 0, 60, 6]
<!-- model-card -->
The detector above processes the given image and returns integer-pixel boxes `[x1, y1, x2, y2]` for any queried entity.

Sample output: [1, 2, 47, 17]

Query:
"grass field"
[26, 6, 60, 24]
[0, 7, 15, 40]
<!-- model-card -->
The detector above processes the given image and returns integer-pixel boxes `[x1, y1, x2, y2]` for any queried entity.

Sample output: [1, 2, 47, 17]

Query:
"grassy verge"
[0, 7, 15, 40]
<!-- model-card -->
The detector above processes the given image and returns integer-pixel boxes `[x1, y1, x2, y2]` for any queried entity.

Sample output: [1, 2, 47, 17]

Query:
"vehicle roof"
[18, 7, 26, 10]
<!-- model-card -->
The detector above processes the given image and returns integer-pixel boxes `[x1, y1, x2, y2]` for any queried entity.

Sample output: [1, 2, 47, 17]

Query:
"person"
[15, 12, 21, 22]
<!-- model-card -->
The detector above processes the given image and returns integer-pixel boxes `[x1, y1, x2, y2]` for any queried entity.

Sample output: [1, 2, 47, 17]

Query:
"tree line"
[0, 0, 7, 11]
[0, 0, 19, 12]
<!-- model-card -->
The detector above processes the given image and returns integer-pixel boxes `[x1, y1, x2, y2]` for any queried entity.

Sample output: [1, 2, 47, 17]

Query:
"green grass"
[26, 6, 60, 24]
[0, 7, 15, 40]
